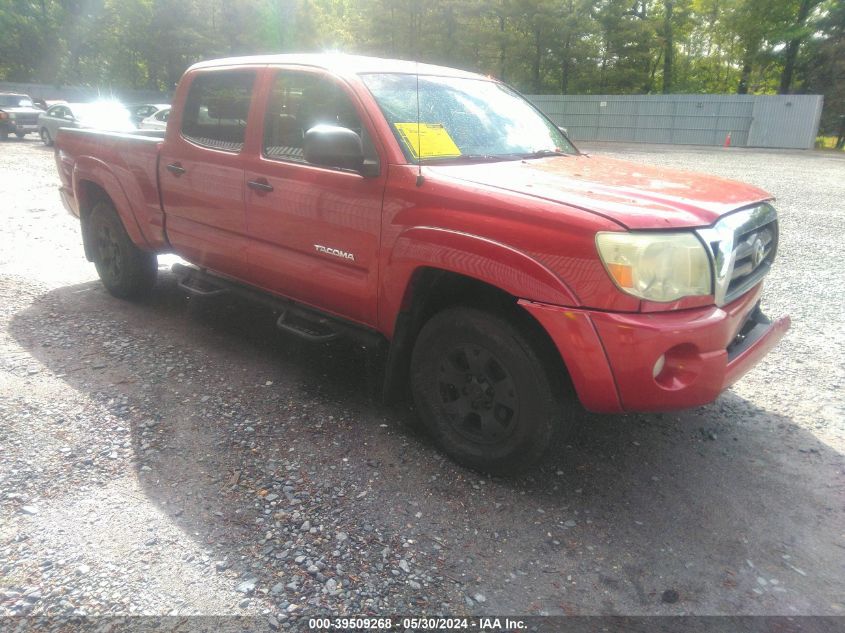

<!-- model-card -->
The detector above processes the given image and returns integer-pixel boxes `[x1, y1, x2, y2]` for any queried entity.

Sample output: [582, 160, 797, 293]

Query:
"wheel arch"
[382, 264, 575, 405]
[73, 158, 152, 261]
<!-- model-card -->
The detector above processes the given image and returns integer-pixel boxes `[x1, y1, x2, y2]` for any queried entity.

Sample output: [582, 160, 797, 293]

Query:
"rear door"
[242, 67, 386, 326]
[159, 67, 259, 281]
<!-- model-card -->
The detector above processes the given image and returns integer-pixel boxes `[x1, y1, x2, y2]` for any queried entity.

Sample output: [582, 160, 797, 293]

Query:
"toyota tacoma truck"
[53, 54, 790, 474]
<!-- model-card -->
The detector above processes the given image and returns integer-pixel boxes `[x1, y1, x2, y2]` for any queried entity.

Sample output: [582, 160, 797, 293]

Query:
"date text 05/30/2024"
[307, 617, 527, 630]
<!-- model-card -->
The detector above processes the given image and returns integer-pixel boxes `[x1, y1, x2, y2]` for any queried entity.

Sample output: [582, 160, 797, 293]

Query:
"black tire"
[40, 127, 52, 146]
[89, 200, 157, 299]
[410, 306, 568, 475]
[0, 129, 8, 141]
[15, 132, 26, 139]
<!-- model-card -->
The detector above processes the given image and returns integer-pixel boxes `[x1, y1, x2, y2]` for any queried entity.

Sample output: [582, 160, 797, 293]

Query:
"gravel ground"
[0, 138, 843, 623]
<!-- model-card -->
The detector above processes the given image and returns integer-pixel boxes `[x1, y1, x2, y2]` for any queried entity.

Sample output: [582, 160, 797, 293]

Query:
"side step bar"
[276, 310, 338, 343]
[170, 263, 383, 349]
[175, 266, 228, 297]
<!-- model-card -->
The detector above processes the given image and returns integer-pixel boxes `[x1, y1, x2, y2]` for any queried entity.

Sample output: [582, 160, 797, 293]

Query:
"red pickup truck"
[54, 54, 789, 473]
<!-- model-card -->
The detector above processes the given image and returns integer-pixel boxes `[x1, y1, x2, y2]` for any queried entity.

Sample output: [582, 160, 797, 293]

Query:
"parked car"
[138, 106, 170, 131]
[53, 54, 790, 474]
[0, 93, 43, 140]
[127, 103, 170, 127]
[38, 102, 136, 146]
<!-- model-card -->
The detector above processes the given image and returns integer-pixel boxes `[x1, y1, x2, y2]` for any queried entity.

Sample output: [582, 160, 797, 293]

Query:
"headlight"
[596, 231, 712, 302]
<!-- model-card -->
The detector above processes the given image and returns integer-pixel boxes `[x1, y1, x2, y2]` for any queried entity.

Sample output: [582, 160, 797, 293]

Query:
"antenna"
[415, 63, 424, 187]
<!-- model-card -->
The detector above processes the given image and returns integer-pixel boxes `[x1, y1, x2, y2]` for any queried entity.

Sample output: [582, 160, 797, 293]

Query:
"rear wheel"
[89, 200, 157, 299]
[0, 129, 8, 141]
[410, 306, 568, 475]
[40, 127, 52, 146]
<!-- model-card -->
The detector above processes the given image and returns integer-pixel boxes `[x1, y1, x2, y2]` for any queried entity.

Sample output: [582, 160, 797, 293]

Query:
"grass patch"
[815, 136, 845, 151]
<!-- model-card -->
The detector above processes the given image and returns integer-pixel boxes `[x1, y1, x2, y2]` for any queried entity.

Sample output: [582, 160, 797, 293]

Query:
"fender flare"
[380, 226, 578, 332]
[72, 156, 152, 254]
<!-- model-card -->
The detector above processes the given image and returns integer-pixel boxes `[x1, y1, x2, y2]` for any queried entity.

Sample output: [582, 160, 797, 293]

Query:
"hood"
[428, 153, 772, 230]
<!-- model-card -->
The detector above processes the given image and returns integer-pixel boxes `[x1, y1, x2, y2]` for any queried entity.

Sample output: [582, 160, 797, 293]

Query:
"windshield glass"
[361, 73, 575, 163]
[0, 95, 34, 108]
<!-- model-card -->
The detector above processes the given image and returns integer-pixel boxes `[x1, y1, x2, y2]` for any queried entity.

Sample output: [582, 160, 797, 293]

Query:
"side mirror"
[304, 125, 367, 173]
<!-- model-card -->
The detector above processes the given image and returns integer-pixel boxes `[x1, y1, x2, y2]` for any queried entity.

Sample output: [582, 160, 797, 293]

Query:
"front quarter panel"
[378, 164, 638, 335]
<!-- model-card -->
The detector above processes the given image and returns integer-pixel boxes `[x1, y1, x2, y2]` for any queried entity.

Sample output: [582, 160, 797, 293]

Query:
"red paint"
[54, 54, 789, 413]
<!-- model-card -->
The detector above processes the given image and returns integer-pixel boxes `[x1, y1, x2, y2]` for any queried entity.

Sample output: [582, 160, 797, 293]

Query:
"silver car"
[38, 102, 136, 146]
[138, 106, 170, 131]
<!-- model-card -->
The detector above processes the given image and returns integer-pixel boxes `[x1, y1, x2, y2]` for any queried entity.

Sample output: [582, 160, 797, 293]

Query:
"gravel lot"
[1, 138, 843, 623]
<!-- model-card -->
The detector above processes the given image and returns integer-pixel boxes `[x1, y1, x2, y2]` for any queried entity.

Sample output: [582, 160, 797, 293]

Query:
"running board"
[276, 309, 339, 343]
[169, 262, 383, 349]
[175, 268, 228, 297]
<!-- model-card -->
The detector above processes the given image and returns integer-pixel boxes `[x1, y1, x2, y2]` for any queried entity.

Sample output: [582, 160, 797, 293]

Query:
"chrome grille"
[697, 204, 779, 306]
[15, 113, 39, 125]
[727, 221, 778, 299]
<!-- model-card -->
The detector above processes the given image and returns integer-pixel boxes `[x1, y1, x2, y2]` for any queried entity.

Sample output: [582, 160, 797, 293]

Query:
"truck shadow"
[8, 274, 843, 615]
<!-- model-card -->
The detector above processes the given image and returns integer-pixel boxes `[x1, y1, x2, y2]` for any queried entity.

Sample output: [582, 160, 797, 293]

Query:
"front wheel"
[0, 129, 8, 141]
[410, 307, 569, 475]
[40, 127, 52, 146]
[88, 200, 157, 299]
[15, 132, 26, 139]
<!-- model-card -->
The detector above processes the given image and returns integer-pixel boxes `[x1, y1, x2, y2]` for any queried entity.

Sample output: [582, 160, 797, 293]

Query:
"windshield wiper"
[421, 153, 521, 164]
[520, 149, 571, 159]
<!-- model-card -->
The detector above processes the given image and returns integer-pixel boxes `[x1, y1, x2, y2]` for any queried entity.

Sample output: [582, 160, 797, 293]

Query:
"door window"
[181, 70, 256, 152]
[262, 71, 374, 164]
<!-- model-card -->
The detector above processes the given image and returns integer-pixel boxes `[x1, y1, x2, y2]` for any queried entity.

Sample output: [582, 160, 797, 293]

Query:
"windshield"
[361, 73, 575, 163]
[0, 95, 34, 108]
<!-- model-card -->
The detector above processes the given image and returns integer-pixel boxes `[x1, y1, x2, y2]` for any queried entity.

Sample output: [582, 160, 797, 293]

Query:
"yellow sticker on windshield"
[394, 122, 462, 159]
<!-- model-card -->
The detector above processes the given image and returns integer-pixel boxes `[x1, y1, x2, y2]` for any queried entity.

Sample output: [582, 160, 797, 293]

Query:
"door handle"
[247, 179, 274, 193]
[166, 162, 186, 176]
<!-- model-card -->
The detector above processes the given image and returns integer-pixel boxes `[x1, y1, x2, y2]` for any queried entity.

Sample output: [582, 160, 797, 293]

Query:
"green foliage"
[0, 0, 842, 122]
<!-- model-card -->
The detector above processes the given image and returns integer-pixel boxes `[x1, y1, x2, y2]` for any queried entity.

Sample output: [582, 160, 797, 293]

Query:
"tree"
[778, 0, 825, 93]
[0, 0, 841, 131]
[801, 0, 845, 134]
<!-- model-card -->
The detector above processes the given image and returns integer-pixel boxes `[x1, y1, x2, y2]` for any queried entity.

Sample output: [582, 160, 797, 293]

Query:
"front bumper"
[3, 123, 38, 134]
[520, 284, 790, 413]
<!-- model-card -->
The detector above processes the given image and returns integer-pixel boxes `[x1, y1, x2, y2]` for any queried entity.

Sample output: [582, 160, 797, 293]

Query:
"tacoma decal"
[314, 244, 355, 262]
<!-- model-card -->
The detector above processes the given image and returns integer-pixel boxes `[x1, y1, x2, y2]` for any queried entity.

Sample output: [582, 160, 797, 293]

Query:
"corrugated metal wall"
[0, 81, 170, 105]
[528, 94, 823, 149]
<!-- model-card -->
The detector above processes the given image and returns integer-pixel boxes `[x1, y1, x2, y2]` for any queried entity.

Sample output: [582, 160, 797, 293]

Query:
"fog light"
[652, 354, 666, 379]
[654, 344, 704, 390]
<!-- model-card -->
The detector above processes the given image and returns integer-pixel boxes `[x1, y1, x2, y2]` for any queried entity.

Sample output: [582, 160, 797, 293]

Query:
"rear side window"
[181, 70, 255, 152]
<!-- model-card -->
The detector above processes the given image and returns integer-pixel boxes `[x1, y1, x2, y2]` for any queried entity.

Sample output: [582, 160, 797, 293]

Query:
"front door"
[242, 67, 386, 326]
[159, 67, 259, 281]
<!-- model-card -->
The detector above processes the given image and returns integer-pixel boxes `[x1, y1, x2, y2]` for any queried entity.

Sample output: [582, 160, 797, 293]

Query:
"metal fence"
[527, 93, 824, 150]
[0, 81, 170, 105]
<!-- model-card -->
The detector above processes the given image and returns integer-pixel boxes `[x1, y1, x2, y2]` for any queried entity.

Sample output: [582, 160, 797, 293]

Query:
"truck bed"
[56, 128, 168, 251]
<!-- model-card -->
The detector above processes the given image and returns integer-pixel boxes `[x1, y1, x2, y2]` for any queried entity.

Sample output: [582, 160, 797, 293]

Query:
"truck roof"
[187, 53, 489, 81]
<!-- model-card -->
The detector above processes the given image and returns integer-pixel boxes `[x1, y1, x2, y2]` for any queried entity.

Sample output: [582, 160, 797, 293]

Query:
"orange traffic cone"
[724, 131, 732, 147]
